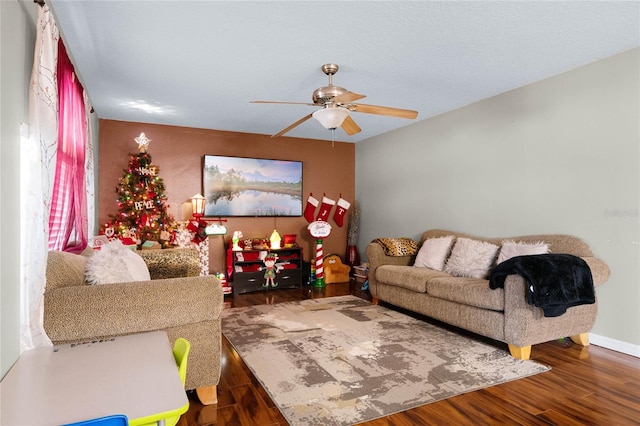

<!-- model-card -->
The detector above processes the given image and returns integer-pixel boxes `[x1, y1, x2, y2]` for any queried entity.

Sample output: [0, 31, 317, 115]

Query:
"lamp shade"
[190, 193, 206, 218]
[312, 107, 350, 129]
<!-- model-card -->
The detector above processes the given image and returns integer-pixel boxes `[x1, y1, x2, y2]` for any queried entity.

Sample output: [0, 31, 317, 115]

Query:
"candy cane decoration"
[307, 219, 332, 289]
[315, 238, 325, 287]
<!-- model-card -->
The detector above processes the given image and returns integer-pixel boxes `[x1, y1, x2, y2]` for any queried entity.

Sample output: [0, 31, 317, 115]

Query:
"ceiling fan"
[251, 64, 418, 138]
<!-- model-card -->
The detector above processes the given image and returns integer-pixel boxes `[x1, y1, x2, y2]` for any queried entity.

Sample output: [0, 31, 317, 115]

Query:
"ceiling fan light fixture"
[313, 107, 350, 130]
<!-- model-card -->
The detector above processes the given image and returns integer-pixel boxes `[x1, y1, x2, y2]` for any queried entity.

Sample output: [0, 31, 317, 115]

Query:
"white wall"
[356, 48, 640, 351]
[1, 0, 37, 378]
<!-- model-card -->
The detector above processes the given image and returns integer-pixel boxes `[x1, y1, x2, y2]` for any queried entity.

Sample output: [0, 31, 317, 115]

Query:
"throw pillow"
[444, 237, 499, 279]
[497, 240, 550, 264]
[372, 238, 418, 256]
[85, 240, 151, 285]
[414, 236, 455, 271]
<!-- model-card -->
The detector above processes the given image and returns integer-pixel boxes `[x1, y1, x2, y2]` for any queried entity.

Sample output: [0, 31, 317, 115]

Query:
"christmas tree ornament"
[333, 197, 351, 227]
[134, 132, 151, 153]
[303, 193, 319, 223]
[315, 195, 335, 222]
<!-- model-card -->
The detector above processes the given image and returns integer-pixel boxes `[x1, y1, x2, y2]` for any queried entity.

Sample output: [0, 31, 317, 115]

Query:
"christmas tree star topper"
[135, 132, 151, 153]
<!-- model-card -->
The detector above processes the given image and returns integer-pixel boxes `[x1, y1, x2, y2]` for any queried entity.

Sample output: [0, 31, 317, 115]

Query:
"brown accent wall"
[98, 119, 355, 275]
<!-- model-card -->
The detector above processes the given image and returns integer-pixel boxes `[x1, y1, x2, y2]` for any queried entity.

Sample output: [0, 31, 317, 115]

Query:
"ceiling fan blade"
[341, 115, 361, 136]
[272, 113, 313, 138]
[251, 100, 316, 106]
[350, 103, 418, 119]
[333, 91, 366, 104]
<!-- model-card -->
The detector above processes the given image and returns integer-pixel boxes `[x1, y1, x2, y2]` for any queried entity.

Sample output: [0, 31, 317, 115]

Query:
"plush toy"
[324, 254, 351, 284]
[262, 253, 282, 288]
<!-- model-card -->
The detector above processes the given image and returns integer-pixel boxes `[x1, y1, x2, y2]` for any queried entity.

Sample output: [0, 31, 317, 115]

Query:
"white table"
[0, 331, 188, 425]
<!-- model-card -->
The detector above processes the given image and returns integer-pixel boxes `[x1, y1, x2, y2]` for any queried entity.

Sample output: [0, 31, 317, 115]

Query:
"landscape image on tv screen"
[203, 155, 303, 217]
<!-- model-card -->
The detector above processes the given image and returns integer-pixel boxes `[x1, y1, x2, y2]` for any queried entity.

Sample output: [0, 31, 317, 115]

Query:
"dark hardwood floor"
[177, 282, 640, 425]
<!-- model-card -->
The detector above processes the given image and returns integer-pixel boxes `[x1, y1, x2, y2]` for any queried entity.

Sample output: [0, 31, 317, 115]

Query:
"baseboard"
[590, 333, 640, 358]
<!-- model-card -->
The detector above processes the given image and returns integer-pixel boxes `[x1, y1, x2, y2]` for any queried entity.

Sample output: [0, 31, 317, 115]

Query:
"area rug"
[222, 295, 550, 425]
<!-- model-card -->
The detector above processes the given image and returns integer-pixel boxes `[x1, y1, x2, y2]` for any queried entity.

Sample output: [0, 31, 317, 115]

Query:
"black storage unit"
[231, 247, 303, 294]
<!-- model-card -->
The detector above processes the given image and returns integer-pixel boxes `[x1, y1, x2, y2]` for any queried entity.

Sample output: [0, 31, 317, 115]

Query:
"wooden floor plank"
[445, 391, 550, 425]
[229, 384, 279, 425]
[178, 282, 640, 425]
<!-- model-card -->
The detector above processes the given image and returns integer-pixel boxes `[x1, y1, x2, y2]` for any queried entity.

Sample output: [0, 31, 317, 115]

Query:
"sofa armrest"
[581, 256, 611, 286]
[503, 271, 600, 348]
[366, 242, 414, 296]
[44, 275, 222, 343]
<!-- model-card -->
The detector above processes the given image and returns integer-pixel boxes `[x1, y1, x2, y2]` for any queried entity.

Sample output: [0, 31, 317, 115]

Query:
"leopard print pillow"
[139, 248, 201, 279]
[372, 237, 418, 257]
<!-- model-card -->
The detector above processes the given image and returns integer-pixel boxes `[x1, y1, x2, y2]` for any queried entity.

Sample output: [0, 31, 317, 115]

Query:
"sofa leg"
[196, 385, 218, 405]
[570, 333, 590, 346]
[508, 344, 531, 360]
[371, 297, 379, 305]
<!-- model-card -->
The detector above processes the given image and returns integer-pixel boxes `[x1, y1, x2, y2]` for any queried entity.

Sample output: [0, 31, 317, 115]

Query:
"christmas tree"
[103, 133, 176, 248]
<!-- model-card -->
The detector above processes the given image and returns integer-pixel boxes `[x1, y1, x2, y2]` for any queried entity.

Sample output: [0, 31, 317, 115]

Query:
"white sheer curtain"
[21, 4, 59, 350]
[84, 92, 95, 236]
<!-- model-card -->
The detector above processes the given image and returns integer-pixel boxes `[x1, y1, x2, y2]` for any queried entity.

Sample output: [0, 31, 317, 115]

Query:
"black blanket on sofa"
[489, 254, 595, 317]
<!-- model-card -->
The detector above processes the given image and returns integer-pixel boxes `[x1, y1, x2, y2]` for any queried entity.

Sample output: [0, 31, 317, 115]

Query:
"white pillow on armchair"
[85, 240, 150, 285]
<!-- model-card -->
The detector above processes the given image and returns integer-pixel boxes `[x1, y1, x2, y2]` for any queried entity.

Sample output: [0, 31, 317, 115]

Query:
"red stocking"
[316, 196, 335, 222]
[303, 193, 319, 223]
[333, 197, 351, 227]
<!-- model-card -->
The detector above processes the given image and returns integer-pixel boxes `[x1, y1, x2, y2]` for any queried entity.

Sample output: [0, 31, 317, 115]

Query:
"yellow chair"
[130, 338, 191, 426]
[324, 254, 351, 283]
[172, 338, 190, 387]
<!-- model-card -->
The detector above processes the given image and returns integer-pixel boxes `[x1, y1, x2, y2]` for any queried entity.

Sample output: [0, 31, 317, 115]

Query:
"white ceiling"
[48, 1, 639, 143]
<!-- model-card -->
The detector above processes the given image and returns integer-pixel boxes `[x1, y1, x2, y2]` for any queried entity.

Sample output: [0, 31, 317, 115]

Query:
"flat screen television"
[202, 155, 303, 217]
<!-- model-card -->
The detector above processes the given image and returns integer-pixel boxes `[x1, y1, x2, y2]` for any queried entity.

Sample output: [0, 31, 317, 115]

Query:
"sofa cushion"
[444, 237, 499, 279]
[375, 265, 450, 293]
[46, 251, 89, 290]
[414, 235, 454, 271]
[497, 240, 549, 264]
[426, 276, 505, 311]
[86, 240, 151, 285]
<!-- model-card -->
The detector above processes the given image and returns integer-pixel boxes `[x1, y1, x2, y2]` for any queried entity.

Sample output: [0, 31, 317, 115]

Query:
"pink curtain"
[48, 39, 88, 253]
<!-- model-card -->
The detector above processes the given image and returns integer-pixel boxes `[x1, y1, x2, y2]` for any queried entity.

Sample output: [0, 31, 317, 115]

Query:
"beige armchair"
[43, 249, 222, 405]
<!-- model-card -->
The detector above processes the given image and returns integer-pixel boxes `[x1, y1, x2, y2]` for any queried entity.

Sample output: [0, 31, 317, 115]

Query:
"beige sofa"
[43, 248, 223, 405]
[366, 229, 610, 359]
